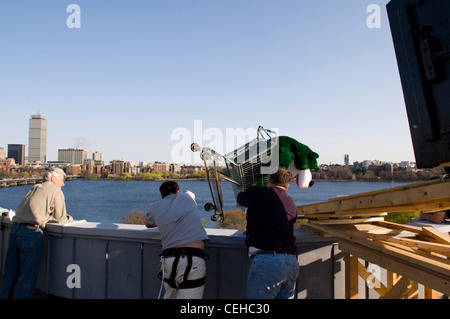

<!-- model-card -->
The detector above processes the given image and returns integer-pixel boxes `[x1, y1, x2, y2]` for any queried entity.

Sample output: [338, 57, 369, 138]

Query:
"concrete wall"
[0, 217, 344, 299]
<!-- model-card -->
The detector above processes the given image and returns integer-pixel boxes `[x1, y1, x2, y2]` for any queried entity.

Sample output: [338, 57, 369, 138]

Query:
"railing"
[0, 217, 344, 299]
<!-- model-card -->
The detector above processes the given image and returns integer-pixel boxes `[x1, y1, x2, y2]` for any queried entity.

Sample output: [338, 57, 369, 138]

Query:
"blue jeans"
[246, 252, 299, 299]
[0, 223, 44, 299]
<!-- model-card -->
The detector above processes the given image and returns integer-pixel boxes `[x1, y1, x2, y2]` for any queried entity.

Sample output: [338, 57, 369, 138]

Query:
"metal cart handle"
[257, 126, 277, 139]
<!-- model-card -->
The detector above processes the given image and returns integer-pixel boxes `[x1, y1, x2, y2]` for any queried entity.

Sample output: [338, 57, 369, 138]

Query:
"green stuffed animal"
[278, 136, 320, 188]
[256, 136, 320, 188]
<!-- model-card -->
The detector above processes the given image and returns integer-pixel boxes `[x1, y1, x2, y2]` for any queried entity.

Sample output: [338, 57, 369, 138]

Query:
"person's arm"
[423, 211, 446, 224]
[183, 190, 196, 201]
[50, 191, 72, 223]
[145, 209, 157, 228]
[236, 190, 251, 207]
[145, 221, 157, 228]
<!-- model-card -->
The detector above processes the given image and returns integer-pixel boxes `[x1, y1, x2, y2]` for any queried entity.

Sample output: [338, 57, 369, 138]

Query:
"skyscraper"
[8, 144, 25, 165]
[28, 113, 47, 163]
[344, 154, 349, 166]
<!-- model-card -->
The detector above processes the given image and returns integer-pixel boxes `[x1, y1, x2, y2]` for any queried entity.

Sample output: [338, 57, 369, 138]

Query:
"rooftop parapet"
[0, 217, 342, 299]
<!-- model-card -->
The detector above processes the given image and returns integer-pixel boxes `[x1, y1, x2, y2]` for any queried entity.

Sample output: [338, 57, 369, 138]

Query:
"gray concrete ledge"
[0, 217, 343, 299]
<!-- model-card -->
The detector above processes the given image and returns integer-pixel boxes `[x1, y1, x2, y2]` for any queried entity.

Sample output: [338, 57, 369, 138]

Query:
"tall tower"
[28, 113, 47, 163]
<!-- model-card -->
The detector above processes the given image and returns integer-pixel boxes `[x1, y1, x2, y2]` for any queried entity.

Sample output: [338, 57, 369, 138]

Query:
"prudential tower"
[28, 113, 47, 164]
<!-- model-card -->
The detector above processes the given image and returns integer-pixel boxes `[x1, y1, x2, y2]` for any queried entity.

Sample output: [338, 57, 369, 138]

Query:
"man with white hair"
[0, 168, 72, 299]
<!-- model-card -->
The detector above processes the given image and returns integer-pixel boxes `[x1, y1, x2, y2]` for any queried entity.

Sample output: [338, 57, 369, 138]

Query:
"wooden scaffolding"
[297, 178, 450, 299]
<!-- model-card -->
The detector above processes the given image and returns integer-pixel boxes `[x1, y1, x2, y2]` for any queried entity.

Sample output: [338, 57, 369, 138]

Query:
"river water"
[0, 180, 412, 228]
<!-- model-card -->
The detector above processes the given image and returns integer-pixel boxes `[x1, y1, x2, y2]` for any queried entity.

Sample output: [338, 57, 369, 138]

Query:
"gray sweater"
[146, 190, 209, 250]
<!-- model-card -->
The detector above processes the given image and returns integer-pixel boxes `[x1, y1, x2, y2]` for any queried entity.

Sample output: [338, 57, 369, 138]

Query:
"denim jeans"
[246, 253, 299, 299]
[0, 223, 44, 299]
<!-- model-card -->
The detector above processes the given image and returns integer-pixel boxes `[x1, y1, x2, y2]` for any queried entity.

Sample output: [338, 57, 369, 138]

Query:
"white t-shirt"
[146, 190, 209, 250]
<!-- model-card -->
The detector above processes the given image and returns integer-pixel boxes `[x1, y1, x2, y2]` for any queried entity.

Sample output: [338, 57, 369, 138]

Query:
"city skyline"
[0, 1, 416, 165]
[0, 121, 416, 167]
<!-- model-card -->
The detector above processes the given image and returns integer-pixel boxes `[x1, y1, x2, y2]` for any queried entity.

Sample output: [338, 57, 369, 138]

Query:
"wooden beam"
[378, 240, 450, 265]
[404, 281, 419, 299]
[307, 216, 385, 224]
[371, 220, 422, 234]
[297, 179, 450, 216]
[339, 240, 450, 295]
[386, 270, 395, 291]
[381, 276, 413, 299]
[335, 199, 450, 215]
[344, 253, 359, 299]
[299, 198, 450, 216]
[326, 179, 445, 202]
[424, 286, 440, 299]
[357, 261, 388, 297]
[297, 212, 387, 219]
[356, 230, 450, 258]
[440, 162, 450, 169]
[379, 236, 450, 258]
[312, 223, 450, 277]
[422, 226, 450, 245]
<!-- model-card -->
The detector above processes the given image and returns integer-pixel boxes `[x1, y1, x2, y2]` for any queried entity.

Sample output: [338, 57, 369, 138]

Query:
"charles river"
[0, 180, 412, 228]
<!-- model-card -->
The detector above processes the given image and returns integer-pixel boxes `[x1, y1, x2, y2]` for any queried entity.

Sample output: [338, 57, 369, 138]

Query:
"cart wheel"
[204, 202, 215, 212]
[191, 143, 201, 152]
[211, 214, 224, 223]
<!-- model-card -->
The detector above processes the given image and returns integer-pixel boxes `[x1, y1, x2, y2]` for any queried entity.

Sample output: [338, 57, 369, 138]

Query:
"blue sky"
[0, 0, 416, 165]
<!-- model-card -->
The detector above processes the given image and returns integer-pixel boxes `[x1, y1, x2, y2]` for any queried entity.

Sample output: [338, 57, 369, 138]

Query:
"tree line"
[312, 165, 441, 181]
[81, 170, 207, 181]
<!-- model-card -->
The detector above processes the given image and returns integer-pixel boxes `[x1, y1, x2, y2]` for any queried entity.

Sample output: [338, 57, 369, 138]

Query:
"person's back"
[13, 181, 67, 228]
[240, 185, 297, 255]
[237, 167, 300, 299]
[146, 181, 208, 299]
[146, 190, 208, 250]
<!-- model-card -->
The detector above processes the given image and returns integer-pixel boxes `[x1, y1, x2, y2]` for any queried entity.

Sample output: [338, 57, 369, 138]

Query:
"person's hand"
[66, 214, 73, 221]
[184, 190, 196, 200]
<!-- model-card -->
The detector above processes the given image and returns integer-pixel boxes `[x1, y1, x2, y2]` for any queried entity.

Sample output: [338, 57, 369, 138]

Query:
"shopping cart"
[191, 126, 278, 222]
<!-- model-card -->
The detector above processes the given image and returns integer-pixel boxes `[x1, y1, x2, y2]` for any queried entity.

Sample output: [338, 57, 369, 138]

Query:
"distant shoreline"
[0, 176, 421, 188]
[77, 177, 419, 183]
